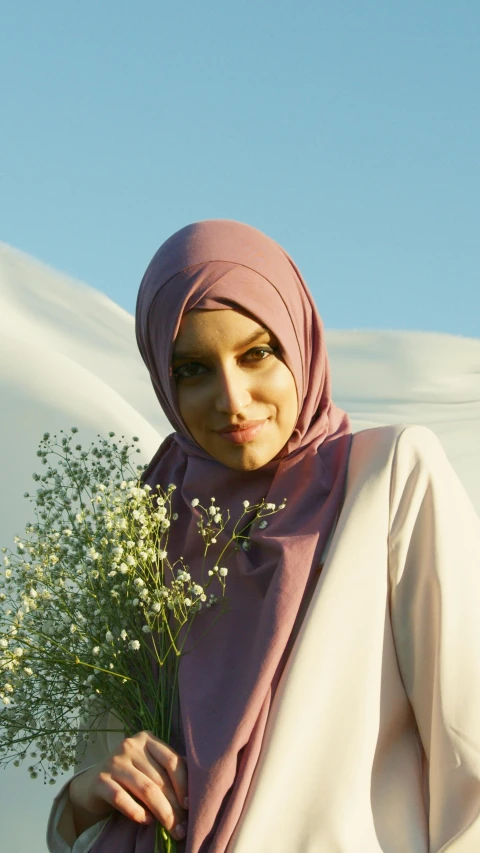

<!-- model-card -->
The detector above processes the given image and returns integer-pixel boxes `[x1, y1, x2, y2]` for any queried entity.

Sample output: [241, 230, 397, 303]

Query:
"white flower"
[214, 514, 222, 524]
[4, 683, 14, 693]
[266, 503, 276, 510]
[172, 513, 178, 521]
[279, 503, 286, 510]
[23, 667, 33, 676]
[207, 570, 213, 576]
[151, 602, 161, 613]
[139, 588, 149, 599]
[4, 569, 12, 579]
[113, 547, 123, 558]
[108, 570, 117, 577]
[0, 638, 8, 648]
[119, 563, 129, 574]
[76, 513, 84, 523]
[259, 520, 268, 529]
[105, 631, 113, 642]
[142, 625, 151, 633]
[3, 556, 10, 567]
[191, 498, 199, 507]
[92, 646, 100, 655]
[120, 630, 128, 641]
[192, 584, 203, 595]
[70, 624, 77, 633]
[63, 528, 73, 537]
[128, 640, 140, 651]
[158, 550, 167, 560]
[208, 506, 216, 516]
[133, 577, 145, 587]
[13, 647, 23, 657]
[184, 598, 192, 607]
[126, 555, 135, 566]
[243, 500, 250, 508]
[219, 567, 228, 577]
[211, 538, 217, 544]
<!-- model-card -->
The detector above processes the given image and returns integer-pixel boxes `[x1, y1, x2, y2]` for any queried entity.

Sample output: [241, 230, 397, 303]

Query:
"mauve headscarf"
[90, 220, 352, 853]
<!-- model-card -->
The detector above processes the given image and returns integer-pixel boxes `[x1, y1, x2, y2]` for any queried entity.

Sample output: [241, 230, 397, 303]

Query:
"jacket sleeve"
[46, 709, 124, 853]
[389, 426, 480, 852]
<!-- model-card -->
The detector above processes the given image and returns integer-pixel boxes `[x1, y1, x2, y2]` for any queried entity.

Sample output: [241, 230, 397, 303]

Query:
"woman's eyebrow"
[172, 325, 271, 362]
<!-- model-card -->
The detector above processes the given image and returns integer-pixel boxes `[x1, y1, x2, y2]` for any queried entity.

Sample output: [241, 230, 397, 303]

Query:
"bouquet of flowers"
[0, 428, 284, 852]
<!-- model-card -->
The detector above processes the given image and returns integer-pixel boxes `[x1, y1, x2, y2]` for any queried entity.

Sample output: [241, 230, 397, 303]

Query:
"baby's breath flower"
[259, 520, 268, 529]
[0, 428, 237, 783]
[243, 500, 250, 508]
[219, 567, 228, 577]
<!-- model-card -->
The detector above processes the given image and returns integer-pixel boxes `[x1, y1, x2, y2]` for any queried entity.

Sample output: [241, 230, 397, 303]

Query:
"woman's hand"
[68, 731, 189, 841]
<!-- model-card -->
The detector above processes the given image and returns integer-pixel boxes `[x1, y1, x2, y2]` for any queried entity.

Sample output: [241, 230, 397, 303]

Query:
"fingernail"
[174, 823, 187, 840]
[183, 797, 189, 809]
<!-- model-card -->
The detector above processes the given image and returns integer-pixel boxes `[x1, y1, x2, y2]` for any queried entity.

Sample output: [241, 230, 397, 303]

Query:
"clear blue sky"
[1, 1, 479, 337]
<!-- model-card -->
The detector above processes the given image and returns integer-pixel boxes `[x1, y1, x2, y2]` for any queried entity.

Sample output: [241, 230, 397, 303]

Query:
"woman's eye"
[246, 346, 276, 361]
[173, 362, 205, 380]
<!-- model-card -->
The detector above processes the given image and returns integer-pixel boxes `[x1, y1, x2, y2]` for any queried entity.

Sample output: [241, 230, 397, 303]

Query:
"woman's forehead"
[174, 308, 270, 349]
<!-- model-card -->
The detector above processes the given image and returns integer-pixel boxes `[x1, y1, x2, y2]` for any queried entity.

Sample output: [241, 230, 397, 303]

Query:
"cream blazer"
[47, 425, 480, 853]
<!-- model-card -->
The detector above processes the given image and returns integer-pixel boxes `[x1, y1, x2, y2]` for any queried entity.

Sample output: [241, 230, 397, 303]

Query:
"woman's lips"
[216, 420, 267, 444]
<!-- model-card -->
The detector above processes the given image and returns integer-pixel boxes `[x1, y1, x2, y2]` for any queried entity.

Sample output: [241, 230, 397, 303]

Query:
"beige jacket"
[48, 425, 480, 853]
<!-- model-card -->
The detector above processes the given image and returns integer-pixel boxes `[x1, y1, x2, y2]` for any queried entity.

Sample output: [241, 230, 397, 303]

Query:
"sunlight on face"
[172, 309, 299, 470]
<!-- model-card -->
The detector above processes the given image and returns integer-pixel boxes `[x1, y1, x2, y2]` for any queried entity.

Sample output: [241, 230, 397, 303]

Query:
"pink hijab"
[91, 220, 351, 853]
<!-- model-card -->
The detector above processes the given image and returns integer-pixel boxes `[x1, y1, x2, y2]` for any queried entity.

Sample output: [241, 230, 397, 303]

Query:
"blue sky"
[1, 0, 479, 337]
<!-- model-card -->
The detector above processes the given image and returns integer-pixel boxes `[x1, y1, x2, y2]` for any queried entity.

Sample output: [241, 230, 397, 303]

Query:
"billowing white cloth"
[47, 425, 480, 853]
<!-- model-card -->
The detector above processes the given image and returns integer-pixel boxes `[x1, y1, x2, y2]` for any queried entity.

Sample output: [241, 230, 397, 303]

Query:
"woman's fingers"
[70, 731, 189, 840]
[144, 732, 189, 811]
[106, 760, 186, 838]
[96, 771, 153, 825]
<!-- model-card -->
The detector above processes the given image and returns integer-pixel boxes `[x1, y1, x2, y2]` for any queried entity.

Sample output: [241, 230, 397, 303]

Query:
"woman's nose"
[213, 366, 252, 414]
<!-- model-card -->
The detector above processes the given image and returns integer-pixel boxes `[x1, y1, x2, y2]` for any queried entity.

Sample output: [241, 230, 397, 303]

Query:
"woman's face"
[172, 309, 299, 470]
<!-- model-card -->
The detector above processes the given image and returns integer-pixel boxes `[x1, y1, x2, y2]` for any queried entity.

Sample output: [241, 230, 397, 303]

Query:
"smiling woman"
[47, 219, 480, 853]
[172, 310, 298, 470]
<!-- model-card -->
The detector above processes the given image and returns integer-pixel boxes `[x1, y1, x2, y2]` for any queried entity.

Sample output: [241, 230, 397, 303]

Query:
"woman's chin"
[208, 439, 276, 471]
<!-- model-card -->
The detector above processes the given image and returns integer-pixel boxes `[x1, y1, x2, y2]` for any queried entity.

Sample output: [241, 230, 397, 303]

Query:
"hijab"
[91, 219, 351, 853]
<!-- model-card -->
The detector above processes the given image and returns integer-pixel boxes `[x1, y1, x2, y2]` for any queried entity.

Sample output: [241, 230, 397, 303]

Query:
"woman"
[48, 220, 480, 853]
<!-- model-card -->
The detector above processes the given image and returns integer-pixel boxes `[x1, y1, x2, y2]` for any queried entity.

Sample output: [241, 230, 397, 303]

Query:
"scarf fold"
[90, 219, 352, 853]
